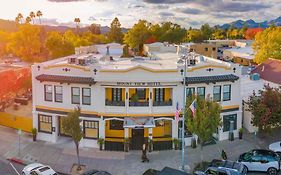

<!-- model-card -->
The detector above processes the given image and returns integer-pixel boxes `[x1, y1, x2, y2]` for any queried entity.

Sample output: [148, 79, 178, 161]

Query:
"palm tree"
[25, 16, 32, 24]
[15, 16, 20, 24]
[36, 10, 42, 25]
[30, 11, 36, 24]
[17, 13, 23, 24]
[74, 18, 81, 33]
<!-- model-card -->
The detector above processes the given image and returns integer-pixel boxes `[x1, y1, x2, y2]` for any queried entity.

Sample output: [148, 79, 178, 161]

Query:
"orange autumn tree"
[245, 28, 263, 40]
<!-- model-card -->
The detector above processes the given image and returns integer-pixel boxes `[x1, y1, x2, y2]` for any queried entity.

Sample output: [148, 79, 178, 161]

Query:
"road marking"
[9, 162, 20, 175]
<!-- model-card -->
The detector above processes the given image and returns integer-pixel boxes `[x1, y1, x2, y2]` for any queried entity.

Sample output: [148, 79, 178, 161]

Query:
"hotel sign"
[117, 82, 161, 87]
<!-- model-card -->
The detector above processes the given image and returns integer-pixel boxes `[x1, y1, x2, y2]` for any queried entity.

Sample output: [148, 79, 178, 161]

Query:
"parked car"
[269, 141, 281, 154]
[238, 149, 281, 175]
[22, 163, 57, 175]
[194, 159, 247, 175]
[82, 169, 111, 175]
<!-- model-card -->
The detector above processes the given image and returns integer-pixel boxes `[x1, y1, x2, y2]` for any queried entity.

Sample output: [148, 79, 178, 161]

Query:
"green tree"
[46, 31, 75, 58]
[17, 13, 23, 24]
[212, 28, 225, 40]
[186, 95, 221, 165]
[124, 20, 151, 55]
[88, 23, 101, 35]
[253, 26, 281, 63]
[30, 11, 36, 24]
[62, 107, 83, 167]
[158, 22, 186, 44]
[6, 24, 43, 62]
[246, 85, 281, 133]
[108, 17, 124, 43]
[25, 16, 31, 24]
[185, 29, 203, 43]
[200, 23, 213, 40]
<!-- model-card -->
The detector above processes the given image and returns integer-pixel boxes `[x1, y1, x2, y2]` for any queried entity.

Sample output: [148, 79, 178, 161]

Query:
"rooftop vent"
[68, 57, 76, 64]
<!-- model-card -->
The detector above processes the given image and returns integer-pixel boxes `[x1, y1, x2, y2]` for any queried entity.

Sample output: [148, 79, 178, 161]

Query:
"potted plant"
[124, 138, 130, 152]
[191, 137, 197, 149]
[239, 128, 243, 139]
[31, 128, 37, 142]
[148, 138, 153, 152]
[97, 138, 104, 150]
[173, 138, 180, 150]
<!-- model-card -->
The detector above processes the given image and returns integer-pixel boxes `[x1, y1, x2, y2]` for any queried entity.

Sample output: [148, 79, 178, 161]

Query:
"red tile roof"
[251, 59, 281, 85]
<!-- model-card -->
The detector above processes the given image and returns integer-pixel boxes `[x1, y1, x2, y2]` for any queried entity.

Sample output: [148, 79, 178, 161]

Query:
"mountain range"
[218, 16, 281, 29]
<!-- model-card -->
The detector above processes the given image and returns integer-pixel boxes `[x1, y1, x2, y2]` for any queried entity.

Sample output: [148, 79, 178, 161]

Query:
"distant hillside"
[0, 19, 128, 34]
[218, 16, 281, 29]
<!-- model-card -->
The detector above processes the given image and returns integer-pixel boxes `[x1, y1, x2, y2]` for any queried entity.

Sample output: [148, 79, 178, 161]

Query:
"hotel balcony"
[105, 100, 125, 106]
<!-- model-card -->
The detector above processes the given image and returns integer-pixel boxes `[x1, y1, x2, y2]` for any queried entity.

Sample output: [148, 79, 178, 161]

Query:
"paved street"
[1, 125, 281, 175]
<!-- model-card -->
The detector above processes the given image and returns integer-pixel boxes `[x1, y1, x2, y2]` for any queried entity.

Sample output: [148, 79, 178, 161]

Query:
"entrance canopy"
[123, 117, 155, 128]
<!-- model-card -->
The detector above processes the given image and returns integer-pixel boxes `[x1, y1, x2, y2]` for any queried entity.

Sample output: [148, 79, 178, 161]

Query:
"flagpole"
[181, 54, 187, 171]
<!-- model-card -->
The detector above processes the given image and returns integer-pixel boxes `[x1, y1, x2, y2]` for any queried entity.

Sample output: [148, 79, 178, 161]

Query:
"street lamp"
[180, 49, 193, 171]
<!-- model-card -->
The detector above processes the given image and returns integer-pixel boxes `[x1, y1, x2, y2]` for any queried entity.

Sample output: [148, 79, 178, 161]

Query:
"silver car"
[238, 149, 280, 175]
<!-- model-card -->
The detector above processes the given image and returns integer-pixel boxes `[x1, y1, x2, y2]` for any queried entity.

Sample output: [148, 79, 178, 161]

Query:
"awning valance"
[36, 74, 96, 85]
[185, 74, 239, 84]
[123, 117, 155, 128]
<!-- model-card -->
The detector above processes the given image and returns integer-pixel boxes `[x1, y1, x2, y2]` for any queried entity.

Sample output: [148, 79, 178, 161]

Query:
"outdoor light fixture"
[93, 68, 98, 75]
[37, 65, 40, 71]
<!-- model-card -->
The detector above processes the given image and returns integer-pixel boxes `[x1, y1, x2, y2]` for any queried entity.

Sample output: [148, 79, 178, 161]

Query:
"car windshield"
[242, 153, 252, 161]
[38, 167, 50, 172]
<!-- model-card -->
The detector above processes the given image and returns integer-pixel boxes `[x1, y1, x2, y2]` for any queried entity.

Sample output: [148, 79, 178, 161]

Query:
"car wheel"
[267, 167, 277, 175]
[244, 166, 248, 173]
[22, 172, 26, 175]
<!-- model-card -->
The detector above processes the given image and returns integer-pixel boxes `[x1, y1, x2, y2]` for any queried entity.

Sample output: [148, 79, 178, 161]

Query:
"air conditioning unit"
[68, 57, 76, 64]
[189, 59, 196, 66]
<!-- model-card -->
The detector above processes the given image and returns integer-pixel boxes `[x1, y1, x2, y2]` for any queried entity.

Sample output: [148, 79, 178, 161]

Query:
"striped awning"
[185, 74, 239, 84]
[36, 74, 96, 85]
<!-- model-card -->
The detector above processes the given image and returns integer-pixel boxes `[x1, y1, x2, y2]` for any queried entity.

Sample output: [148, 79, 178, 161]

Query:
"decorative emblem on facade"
[62, 68, 70, 72]
[206, 68, 214, 72]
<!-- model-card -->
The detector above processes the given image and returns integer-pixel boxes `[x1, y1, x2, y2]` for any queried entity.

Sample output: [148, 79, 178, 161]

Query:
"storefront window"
[38, 114, 52, 134]
[154, 88, 165, 102]
[84, 120, 99, 139]
[110, 120, 124, 130]
[112, 88, 122, 102]
[223, 114, 237, 132]
[136, 88, 146, 100]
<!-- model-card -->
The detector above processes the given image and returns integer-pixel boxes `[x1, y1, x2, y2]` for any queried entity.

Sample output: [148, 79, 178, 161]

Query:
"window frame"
[71, 87, 80, 104]
[109, 120, 124, 130]
[83, 120, 99, 139]
[82, 88, 91, 105]
[197, 87, 205, 99]
[213, 85, 221, 102]
[223, 84, 231, 101]
[186, 87, 195, 98]
[136, 88, 146, 100]
[223, 114, 237, 132]
[54, 86, 63, 103]
[44, 85, 53, 102]
[154, 88, 165, 102]
[112, 88, 122, 102]
[38, 114, 52, 134]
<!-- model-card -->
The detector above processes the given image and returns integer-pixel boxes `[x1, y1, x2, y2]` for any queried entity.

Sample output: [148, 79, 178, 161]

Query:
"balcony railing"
[153, 100, 173, 106]
[105, 100, 125, 106]
[129, 101, 149, 107]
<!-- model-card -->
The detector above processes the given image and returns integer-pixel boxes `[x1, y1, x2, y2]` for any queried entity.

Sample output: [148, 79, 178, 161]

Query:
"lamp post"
[17, 129, 22, 158]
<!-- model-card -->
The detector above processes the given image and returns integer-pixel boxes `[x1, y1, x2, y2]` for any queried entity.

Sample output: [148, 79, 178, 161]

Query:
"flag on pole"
[175, 102, 181, 121]
[189, 99, 196, 117]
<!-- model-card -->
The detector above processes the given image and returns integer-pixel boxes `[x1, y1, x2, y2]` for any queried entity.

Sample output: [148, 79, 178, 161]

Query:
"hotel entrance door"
[131, 129, 144, 150]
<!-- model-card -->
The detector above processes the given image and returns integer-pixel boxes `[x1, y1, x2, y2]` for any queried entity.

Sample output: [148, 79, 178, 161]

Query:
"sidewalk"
[0, 125, 277, 175]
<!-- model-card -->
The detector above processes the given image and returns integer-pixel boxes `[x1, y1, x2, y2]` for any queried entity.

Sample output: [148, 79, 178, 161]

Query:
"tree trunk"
[75, 141, 81, 170]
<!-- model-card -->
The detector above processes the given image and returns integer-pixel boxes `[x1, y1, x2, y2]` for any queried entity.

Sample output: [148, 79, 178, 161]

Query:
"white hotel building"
[32, 44, 242, 150]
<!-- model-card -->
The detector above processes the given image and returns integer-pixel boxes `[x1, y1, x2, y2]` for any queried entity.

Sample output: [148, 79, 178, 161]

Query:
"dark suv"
[238, 149, 281, 175]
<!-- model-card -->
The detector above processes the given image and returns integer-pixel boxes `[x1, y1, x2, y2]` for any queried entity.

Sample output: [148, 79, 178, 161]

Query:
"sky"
[0, 0, 280, 28]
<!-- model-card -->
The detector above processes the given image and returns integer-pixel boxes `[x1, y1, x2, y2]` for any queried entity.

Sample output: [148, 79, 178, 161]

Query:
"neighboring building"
[75, 43, 123, 56]
[190, 43, 219, 59]
[143, 42, 177, 55]
[241, 59, 281, 133]
[223, 46, 255, 66]
[32, 45, 242, 150]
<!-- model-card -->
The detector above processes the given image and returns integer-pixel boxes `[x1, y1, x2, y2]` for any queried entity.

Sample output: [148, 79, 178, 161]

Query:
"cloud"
[176, 7, 202, 14]
[215, 1, 271, 12]
[47, 0, 86, 2]
[158, 12, 174, 17]
[143, 0, 189, 4]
